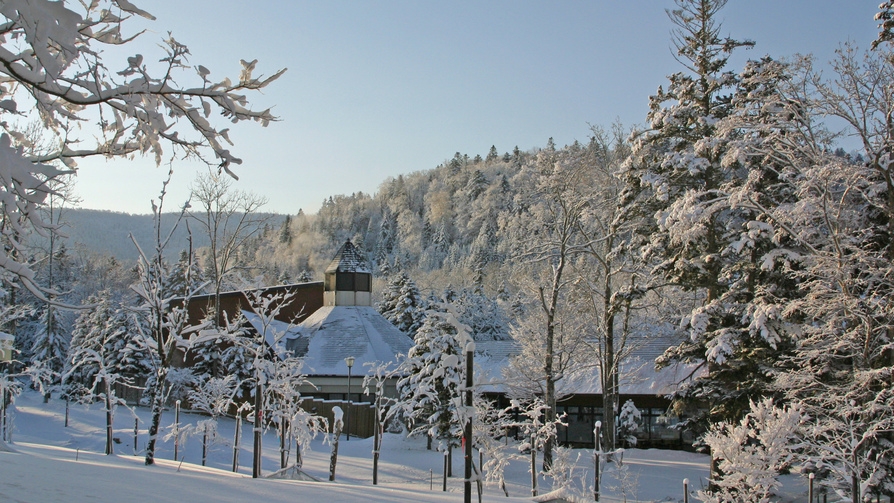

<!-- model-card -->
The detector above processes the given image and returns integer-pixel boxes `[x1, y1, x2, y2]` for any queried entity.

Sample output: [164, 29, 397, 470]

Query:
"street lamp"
[345, 356, 355, 441]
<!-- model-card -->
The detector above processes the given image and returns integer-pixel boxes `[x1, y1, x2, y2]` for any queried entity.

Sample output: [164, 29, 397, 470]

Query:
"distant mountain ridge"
[55, 208, 285, 261]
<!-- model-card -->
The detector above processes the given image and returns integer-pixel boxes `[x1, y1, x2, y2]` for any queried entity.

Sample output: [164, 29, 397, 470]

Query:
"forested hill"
[244, 131, 627, 295]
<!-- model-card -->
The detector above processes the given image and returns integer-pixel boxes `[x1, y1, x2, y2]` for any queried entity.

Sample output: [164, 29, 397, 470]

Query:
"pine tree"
[486, 145, 499, 163]
[66, 292, 116, 394]
[163, 250, 205, 298]
[28, 306, 69, 387]
[619, 0, 796, 431]
[395, 309, 469, 449]
[379, 272, 426, 335]
[278, 215, 293, 245]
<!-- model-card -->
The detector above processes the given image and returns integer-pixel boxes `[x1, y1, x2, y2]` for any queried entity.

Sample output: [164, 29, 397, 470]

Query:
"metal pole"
[683, 478, 690, 503]
[253, 381, 262, 478]
[594, 421, 601, 501]
[134, 418, 138, 455]
[346, 363, 352, 441]
[464, 347, 473, 503]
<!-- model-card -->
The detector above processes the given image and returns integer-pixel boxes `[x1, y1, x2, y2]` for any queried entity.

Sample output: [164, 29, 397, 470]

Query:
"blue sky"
[73, 1, 879, 215]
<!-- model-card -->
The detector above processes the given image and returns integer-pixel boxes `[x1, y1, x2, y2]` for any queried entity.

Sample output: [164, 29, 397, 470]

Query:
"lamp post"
[345, 356, 355, 441]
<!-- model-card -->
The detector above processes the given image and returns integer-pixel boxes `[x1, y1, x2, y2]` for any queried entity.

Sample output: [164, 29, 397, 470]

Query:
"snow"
[0, 389, 814, 503]
[290, 306, 413, 375]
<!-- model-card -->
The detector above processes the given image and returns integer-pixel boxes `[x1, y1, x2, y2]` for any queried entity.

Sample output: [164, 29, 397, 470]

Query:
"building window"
[336, 272, 355, 291]
[355, 273, 371, 292]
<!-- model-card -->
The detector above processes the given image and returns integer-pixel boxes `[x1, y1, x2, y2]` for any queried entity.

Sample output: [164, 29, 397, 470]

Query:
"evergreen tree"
[619, 0, 791, 431]
[379, 272, 426, 335]
[395, 309, 469, 449]
[486, 145, 499, 163]
[66, 292, 117, 393]
[278, 215, 293, 245]
[163, 250, 205, 298]
[28, 305, 69, 381]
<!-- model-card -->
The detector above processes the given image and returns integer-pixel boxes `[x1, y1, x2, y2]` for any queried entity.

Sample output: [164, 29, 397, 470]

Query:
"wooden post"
[329, 408, 343, 481]
[232, 415, 241, 472]
[133, 418, 138, 455]
[173, 400, 180, 461]
[443, 450, 448, 492]
[104, 378, 113, 455]
[280, 417, 287, 469]
[809, 473, 815, 503]
[202, 423, 208, 467]
[683, 478, 690, 503]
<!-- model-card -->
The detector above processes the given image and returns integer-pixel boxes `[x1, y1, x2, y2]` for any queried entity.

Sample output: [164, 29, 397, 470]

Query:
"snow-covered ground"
[0, 391, 810, 502]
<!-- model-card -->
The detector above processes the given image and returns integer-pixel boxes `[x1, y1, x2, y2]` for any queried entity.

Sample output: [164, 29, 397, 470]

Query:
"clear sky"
[72, 1, 880, 215]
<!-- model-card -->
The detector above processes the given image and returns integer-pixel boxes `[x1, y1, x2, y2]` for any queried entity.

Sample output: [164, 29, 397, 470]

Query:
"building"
[178, 240, 694, 446]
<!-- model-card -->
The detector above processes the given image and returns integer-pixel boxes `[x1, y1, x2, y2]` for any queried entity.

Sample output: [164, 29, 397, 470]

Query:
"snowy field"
[0, 390, 811, 503]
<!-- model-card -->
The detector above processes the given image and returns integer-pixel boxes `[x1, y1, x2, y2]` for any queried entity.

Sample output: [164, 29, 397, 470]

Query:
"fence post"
[173, 400, 181, 461]
[808, 473, 814, 503]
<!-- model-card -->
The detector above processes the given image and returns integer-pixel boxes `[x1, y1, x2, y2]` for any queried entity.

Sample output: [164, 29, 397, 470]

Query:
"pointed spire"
[325, 239, 370, 274]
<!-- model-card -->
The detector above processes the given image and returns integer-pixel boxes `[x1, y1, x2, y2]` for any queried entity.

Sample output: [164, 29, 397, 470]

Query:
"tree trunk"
[144, 367, 167, 465]
[531, 439, 538, 497]
[373, 405, 380, 484]
[279, 417, 287, 469]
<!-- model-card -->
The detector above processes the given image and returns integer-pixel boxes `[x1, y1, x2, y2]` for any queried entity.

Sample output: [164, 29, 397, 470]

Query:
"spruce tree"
[617, 0, 799, 432]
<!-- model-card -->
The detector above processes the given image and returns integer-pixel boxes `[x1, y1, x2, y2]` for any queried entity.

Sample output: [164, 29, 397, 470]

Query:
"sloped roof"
[286, 306, 412, 376]
[324, 240, 370, 274]
[473, 335, 703, 397]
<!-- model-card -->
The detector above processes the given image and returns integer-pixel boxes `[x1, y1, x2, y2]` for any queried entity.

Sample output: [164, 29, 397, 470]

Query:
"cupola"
[323, 240, 372, 306]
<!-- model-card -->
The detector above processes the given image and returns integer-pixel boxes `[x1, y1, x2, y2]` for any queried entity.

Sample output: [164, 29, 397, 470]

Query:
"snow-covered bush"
[698, 398, 804, 503]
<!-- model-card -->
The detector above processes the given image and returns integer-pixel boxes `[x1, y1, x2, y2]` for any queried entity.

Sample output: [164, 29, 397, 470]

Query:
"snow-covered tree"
[163, 250, 206, 299]
[395, 308, 468, 452]
[452, 287, 509, 341]
[502, 140, 595, 469]
[65, 291, 119, 395]
[130, 185, 204, 466]
[617, 400, 641, 448]
[698, 399, 804, 503]
[378, 272, 426, 335]
[620, 1, 806, 437]
[363, 360, 397, 485]
[505, 397, 566, 497]
[27, 306, 68, 389]
[0, 0, 283, 296]
[65, 299, 142, 456]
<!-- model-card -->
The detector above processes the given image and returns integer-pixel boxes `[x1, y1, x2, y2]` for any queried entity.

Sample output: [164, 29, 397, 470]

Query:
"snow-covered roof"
[241, 310, 300, 360]
[324, 240, 370, 274]
[285, 306, 412, 376]
[472, 335, 703, 397]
